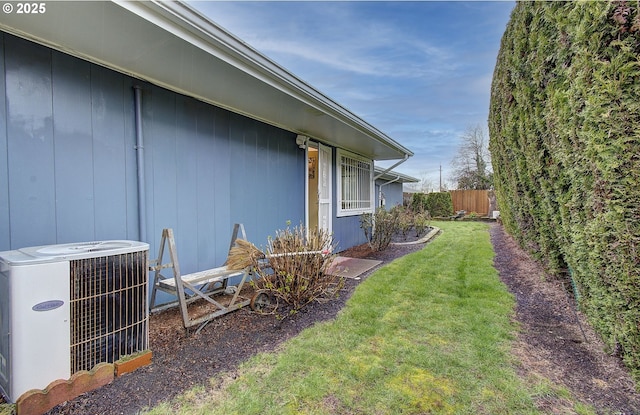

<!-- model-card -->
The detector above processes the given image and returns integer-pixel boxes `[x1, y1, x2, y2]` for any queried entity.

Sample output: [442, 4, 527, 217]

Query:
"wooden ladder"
[149, 224, 252, 330]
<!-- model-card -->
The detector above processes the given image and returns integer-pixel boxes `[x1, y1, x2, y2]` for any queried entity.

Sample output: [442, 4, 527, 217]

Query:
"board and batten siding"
[0, 32, 304, 275]
[1, 34, 139, 249]
[0, 33, 9, 251]
[332, 215, 365, 252]
[375, 180, 404, 209]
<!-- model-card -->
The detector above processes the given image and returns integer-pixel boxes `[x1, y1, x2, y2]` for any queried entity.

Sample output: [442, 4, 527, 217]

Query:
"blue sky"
[189, 1, 515, 190]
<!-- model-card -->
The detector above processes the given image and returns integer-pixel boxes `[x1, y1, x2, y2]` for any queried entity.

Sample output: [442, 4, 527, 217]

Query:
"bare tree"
[417, 175, 437, 193]
[403, 173, 437, 193]
[450, 124, 493, 190]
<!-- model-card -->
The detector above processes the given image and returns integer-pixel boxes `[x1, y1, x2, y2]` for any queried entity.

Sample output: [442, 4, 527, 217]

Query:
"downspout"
[133, 86, 147, 242]
[378, 175, 401, 208]
[373, 153, 410, 180]
[380, 175, 401, 187]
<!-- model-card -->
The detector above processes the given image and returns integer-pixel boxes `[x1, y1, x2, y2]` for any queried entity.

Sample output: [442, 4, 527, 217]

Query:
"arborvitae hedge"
[489, 1, 640, 380]
[410, 192, 453, 217]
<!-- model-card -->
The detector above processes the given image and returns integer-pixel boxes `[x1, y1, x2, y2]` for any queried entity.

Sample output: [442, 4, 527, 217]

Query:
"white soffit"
[0, 0, 413, 161]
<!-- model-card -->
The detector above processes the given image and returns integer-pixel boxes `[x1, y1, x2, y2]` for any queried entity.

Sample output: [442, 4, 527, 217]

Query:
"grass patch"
[142, 221, 593, 414]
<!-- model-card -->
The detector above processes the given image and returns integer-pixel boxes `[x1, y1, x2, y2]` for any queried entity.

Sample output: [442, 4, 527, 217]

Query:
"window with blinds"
[337, 149, 374, 216]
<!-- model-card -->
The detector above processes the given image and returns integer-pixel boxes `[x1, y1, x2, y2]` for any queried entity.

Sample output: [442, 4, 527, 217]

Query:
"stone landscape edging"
[390, 226, 441, 246]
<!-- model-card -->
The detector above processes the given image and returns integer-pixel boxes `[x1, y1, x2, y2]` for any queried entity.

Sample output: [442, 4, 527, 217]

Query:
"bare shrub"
[360, 207, 400, 251]
[395, 206, 414, 240]
[251, 224, 343, 311]
[413, 210, 432, 237]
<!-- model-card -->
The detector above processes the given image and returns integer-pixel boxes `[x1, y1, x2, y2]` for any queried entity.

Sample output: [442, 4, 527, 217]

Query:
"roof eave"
[0, 0, 413, 161]
[374, 167, 420, 184]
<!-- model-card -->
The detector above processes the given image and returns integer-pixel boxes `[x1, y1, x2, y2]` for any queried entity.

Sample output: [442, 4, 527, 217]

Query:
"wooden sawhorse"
[149, 224, 252, 330]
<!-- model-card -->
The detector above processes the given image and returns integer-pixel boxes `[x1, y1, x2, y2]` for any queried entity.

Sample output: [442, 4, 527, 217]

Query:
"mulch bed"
[33, 223, 640, 414]
[490, 224, 640, 413]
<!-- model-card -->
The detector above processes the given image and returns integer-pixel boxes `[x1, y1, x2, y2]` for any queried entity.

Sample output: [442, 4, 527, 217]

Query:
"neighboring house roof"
[0, 1, 413, 162]
[374, 167, 419, 184]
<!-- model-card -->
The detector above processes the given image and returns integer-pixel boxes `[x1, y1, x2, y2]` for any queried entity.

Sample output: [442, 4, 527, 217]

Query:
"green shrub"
[426, 192, 454, 217]
[409, 192, 453, 218]
[489, 1, 640, 381]
[409, 192, 428, 213]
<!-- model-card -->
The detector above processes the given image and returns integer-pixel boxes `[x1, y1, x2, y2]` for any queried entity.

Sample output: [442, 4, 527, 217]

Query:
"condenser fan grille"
[69, 251, 148, 374]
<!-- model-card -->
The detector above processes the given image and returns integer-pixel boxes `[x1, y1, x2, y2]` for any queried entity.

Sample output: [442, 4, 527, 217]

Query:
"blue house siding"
[0, 33, 304, 275]
[1, 35, 141, 249]
[333, 215, 366, 252]
[5, 35, 57, 248]
[2, 29, 399, 282]
[376, 181, 405, 209]
[142, 90, 304, 274]
[90, 66, 137, 242]
[52, 53, 93, 244]
[0, 37, 8, 250]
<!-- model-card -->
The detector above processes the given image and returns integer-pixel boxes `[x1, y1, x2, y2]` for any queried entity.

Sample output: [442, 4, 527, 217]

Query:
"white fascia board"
[136, 1, 413, 160]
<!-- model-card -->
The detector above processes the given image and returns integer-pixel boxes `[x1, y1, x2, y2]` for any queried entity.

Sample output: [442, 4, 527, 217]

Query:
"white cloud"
[189, 0, 515, 186]
[198, 1, 453, 79]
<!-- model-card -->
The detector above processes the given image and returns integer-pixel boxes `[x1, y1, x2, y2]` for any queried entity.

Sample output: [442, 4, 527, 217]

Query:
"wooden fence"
[449, 190, 492, 216]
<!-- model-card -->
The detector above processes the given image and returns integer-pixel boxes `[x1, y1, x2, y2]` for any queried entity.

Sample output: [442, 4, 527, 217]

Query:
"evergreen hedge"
[410, 192, 454, 217]
[489, 1, 640, 380]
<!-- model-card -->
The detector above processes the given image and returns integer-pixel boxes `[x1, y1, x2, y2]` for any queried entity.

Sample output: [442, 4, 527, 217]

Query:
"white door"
[317, 143, 332, 235]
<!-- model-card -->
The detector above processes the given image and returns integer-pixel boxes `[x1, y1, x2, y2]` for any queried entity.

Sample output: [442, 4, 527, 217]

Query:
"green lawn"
[143, 221, 595, 415]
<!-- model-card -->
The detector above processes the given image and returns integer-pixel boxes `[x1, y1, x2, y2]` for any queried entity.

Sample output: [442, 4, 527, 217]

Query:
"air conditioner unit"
[0, 240, 149, 403]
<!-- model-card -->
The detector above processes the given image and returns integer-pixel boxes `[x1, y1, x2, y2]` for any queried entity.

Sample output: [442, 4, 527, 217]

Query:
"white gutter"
[373, 154, 410, 180]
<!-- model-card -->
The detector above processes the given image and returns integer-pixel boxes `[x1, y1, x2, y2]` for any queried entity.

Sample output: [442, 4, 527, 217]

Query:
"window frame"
[336, 149, 374, 217]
